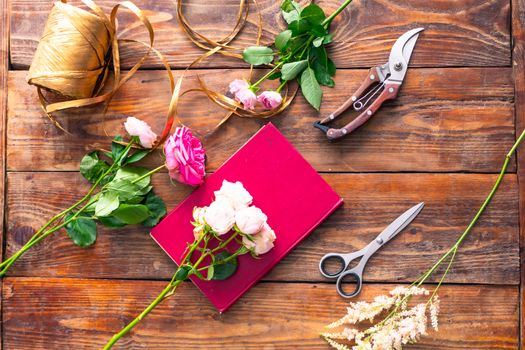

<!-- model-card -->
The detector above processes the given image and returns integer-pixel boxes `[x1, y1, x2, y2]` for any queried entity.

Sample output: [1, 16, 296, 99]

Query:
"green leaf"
[98, 215, 126, 228]
[113, 166, 151, 190]
[266, 71, 282, 80]
[95, 191, 120, 217]
[65, 215, 97, 248]
[142, 192, 167, 227]
[175, 265, 192, 281]
[313, 36, 324, 47]
[106, 179, 142, 202]
[211, 251, 238, 280]
[311, 45, 328, 67]
[242, 46, 274, 65]
[80, 152, 110, 184]
[126, 150, 149, 164]
[327, 58, 336, 76]
[313, 60, 335, 87]
[281, 0, 301, 24]
[275, 30, 292, 51]
[300, 67, 323, 110]
[281, 60, 308, 81]
[111, 136, 125, 161]
[300, 4, 325, 25]
[310, 24, 328, 37]
[323, 34, 333, 45]
[289, 19, 311, 36]
[112, 204, 150, 225]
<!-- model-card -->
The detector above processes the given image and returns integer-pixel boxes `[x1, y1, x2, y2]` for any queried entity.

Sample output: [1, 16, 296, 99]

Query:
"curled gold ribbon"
[27, 0, 173, 135]
[172, 0, 297, 137]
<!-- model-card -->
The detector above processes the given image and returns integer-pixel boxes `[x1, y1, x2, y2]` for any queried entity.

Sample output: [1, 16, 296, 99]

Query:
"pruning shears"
[314, 28, 424, 140]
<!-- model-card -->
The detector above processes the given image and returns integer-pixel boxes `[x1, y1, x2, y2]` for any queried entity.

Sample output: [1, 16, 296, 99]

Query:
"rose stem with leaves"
[0, 141, 136, 276]
[354, 128, 525, 340]
[103, 229, 246, 349]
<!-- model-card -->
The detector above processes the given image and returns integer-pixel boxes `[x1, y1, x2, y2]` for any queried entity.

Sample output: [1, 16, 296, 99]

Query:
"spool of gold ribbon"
[26, 0, 165, 133]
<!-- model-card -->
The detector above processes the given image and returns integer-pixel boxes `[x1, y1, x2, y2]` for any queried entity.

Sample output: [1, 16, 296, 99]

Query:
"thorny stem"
[0, 141, 135, 276]
[103, 229, 247, 349]
[361, 128, 525, 338]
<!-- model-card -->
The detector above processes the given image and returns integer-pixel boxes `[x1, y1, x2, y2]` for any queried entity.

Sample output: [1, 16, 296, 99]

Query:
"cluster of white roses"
[192, 180, 276, 255]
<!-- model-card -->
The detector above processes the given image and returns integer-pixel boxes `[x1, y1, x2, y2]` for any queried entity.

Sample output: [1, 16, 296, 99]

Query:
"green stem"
[322, 0, 353, 27]
[132, 164, 166, 185]
[252, 62, 284, 88]
[102, 279, 183, 350]
[276, 80, 287, 93]
[0, 141, 135, 275]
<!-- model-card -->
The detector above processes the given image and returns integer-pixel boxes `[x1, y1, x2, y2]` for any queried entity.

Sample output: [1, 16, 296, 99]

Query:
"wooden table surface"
[2, 0, 525, 348]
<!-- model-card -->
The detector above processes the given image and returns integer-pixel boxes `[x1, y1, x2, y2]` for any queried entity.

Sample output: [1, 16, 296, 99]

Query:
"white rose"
[242, 223, 276, 255]
[235, 206, 267, 234]
[214, 180, 253, 211]
[192, 206, 207, 225]
[204, 199, 235, 235]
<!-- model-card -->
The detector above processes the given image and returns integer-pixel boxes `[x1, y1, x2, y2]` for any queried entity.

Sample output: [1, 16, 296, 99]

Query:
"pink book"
[151, 123, 343, 312]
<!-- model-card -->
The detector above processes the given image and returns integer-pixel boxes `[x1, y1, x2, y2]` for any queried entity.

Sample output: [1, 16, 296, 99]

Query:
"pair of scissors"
[314, 28, 424, 140]
[319, 202, 424, 298]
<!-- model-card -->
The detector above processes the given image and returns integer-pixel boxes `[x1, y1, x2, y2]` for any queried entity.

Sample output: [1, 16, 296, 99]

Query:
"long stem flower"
[324, 128, 525, 349]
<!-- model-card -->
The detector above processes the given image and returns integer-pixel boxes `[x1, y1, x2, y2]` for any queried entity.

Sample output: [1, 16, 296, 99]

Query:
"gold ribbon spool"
[26, 0, 163, 133]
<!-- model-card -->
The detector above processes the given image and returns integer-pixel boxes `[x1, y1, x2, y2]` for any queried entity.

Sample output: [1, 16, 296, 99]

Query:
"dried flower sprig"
[323, 128, 525, 349]
[103, 180, 277, 349]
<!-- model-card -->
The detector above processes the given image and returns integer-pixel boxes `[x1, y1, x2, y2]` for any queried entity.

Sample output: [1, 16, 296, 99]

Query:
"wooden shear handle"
[326, 83, 400, 140]
[320, 67, 381, 124]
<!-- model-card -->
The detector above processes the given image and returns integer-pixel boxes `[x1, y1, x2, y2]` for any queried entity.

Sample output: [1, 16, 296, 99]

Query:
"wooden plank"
[9, 0, 511, 69]
[1, 0, 8, 348]
[2, 278, 519, 349]
[7, 68, 515, 173]
[511, 0, 525, 347]
[5, 172, 519, 284]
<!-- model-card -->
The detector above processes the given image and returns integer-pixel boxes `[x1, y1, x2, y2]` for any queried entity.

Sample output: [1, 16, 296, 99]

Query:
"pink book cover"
[150, 122, 343, 312]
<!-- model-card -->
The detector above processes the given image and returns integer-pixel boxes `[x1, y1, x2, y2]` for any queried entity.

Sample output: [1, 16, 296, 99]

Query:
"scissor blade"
[376, 202, 425, 244]
[388, 28, 424, 83]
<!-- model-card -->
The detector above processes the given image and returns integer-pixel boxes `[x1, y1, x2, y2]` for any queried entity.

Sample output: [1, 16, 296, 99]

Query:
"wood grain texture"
[1, 0, 8, 348]
[2, 278, 519, 349]
[7, 68, 515, 173]
[5, 172, 519, 284]
[511, 0, 525, 347]
[9, 0, 511, 69]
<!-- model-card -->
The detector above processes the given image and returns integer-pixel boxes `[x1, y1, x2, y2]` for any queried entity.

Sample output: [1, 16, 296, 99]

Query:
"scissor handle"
[325, 82, 401, 140]
[319, 67, 382, 124]
[336, 270, 362, 298]
[319, 253, 348, 278]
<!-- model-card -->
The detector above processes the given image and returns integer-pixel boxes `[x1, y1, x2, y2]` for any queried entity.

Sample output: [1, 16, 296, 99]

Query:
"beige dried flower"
[323, 286, 439, 350]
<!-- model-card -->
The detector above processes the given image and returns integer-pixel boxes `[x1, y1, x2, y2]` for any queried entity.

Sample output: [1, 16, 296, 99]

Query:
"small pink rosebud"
[124, 117, 158, 148]
[242, 223, 276, 255]
[164, 126, 206, 186]
[257, 90, 283, 110]
[228, 79, 257, 110]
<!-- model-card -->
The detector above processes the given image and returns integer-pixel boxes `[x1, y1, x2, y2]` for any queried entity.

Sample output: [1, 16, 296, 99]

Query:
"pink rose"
[164, 126, 206, 186]
[257, 91, 283, 110]
[214, 180, 253, 211]
[229, 79, 257, 110]
[204, 199, 235, 235]
[242, 223, 276, 255]
[124, 117, 157, 148]
[229, 79, 249, 95]
[235, 206, 267, 234]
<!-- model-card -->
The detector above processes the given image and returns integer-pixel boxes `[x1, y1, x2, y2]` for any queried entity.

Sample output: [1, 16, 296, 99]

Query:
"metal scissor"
[314, 28, 424, 140]
[319, 202, 424, 298]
